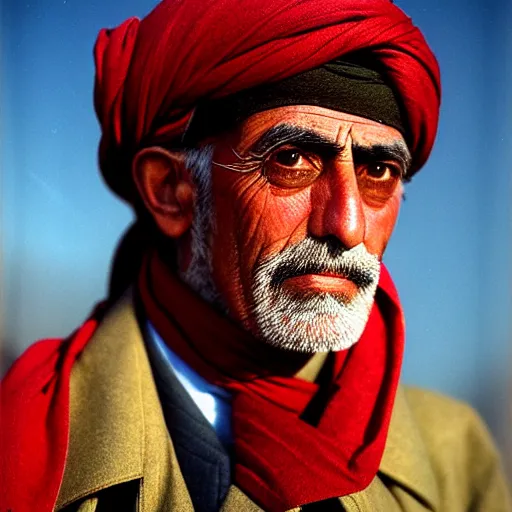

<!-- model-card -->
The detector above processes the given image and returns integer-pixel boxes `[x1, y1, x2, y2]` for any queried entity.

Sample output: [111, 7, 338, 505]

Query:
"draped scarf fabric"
[94, 0, 441, 204]
[0, 307, 106, 512]
[138, 250, 405, 511]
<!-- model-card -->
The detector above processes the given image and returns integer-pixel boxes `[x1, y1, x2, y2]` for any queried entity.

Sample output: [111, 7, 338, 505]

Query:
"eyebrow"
[352, 141, 412, 178]
[249, 123, 412, 177]
[249, 124, 343, 158]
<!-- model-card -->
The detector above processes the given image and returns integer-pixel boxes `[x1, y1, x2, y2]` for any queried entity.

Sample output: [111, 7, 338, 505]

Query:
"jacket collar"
[56, 290, 439, 511]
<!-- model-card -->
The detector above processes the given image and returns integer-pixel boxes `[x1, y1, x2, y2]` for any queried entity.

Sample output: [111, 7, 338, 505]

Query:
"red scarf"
[0, 307, 104, 512]
[138, 251, 405, 511]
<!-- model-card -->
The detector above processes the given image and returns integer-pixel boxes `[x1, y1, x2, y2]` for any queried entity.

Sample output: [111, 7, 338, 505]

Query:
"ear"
[132, 147, 195, 238]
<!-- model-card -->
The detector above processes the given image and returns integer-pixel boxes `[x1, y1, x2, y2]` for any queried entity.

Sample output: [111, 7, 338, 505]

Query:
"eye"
[356, 162, 402, 206]
[275, 149, 301, 166]
[263, 146, 322, 189]
[366, 163, 394, 180]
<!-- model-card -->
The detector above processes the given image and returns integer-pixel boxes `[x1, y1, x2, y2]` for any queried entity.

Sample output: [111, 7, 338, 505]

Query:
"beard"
[179, 147, 380, 353]
[251, 238, 380, 353]
[179, 146, 226, 310]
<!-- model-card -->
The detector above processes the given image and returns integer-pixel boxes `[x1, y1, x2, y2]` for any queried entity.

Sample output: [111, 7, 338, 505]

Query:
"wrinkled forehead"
[225, 105, 407, 153]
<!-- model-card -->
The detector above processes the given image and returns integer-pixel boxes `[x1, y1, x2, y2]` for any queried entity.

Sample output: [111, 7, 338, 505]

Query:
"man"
[1, 0, 510, 511]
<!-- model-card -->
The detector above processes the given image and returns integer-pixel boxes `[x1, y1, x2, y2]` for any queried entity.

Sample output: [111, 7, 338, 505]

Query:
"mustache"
[265, 238, 379, 290]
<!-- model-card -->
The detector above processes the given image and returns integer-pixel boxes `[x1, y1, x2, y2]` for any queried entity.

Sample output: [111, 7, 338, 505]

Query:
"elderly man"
[2, 0, 510, 511]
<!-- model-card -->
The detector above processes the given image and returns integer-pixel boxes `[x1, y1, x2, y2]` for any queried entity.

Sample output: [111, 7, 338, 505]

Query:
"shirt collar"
[145, 319, 233, 448]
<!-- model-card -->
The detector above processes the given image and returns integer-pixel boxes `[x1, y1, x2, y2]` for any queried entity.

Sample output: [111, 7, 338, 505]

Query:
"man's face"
[186, 105, 408, 352]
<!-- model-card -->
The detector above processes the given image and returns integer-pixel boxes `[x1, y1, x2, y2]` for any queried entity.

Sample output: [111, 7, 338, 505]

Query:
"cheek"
[363, 190, 402, 257]
[238, 187, 313, 268]
[210, 172, 312, 304]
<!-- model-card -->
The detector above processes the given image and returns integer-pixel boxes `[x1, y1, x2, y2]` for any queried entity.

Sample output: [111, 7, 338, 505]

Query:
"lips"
[270, 256, 376, 291]
[281, 273, 359, 299]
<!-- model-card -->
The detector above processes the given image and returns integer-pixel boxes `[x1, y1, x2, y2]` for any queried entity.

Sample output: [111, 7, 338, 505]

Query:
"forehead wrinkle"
[349, 123, 407, 150]
[335, 122, 351, 147]
[336, 126, 354, 162]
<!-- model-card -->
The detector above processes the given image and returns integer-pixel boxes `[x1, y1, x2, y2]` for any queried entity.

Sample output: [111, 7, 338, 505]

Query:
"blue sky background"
[2, 0, 511, 471]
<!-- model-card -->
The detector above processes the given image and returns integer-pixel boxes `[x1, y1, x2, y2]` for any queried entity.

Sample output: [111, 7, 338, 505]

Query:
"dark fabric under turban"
[94, 0, 441, 203]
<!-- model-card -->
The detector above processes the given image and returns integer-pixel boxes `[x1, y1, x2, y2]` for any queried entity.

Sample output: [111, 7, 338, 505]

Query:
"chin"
[253, 288, 377, 353]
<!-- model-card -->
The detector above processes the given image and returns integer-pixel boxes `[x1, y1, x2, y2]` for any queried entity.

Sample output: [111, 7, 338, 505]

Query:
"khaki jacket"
[55, 293, 511, 512]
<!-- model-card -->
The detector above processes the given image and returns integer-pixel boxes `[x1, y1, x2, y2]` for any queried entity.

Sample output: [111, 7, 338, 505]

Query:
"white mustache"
[254, 239, 380, 292]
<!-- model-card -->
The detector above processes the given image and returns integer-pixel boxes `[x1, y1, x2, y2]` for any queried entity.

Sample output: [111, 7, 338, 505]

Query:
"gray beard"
[179, 147, 380, 353]
[252, 239, 380, 352]
[179, 146, 225, 309]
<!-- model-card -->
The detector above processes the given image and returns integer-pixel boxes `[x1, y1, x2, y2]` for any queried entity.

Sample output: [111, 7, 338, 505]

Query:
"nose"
[308, 155, 365, 249]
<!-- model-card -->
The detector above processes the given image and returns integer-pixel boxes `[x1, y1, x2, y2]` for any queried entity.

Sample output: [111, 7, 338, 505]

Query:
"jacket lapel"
[56, 291, 193, 512]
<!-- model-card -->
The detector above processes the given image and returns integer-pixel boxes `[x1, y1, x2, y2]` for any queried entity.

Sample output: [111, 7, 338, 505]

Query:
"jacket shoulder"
[403, 386, 512, 511]
[403, 385, 491, 441]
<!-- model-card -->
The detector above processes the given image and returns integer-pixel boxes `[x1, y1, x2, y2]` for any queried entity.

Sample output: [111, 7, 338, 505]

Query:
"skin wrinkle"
[217, 124, 348, 175]
[249, 203, 308, 263]
[235, 173, 305, 257]
[246, 198, 299, 266]
[268, 198, 307, 243]
[251, 217, 309, 272]
[219, 121, 409, 190]
[237, 179, 265, 219]
[335, 122, 344, 146]
[246, 188, 271, 264]
[232, 176, 271, 321]
[271, 199, 312, 256]
[140, 105, 405, 353]
[219, 174, 268, 317]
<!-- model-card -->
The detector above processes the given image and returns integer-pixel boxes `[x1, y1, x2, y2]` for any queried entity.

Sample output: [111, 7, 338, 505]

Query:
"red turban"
[94, 0, 441, 203]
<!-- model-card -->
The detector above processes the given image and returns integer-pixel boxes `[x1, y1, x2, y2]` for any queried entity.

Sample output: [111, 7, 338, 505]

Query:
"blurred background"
[2, 0, 511, 479]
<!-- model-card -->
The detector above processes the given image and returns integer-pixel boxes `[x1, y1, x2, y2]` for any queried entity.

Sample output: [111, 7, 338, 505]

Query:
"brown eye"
[275, 149, 301, 166]
[356, 162, 401, 206]
[367, 163, 393, 179]
[263, 146, 322, 189]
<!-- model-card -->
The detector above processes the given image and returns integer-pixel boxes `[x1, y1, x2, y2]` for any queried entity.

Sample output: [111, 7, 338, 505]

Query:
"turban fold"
[94, 0, 441, 203]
